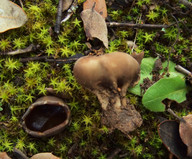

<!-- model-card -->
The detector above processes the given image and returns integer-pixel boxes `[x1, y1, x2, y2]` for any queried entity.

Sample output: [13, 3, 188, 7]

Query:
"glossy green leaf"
[142, 76, 188, 112]
[129, 57, 184, 96]
[129, 57, 156, 95]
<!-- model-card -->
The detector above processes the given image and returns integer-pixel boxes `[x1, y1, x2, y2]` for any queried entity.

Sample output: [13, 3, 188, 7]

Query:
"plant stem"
[106, 22, 170, 29]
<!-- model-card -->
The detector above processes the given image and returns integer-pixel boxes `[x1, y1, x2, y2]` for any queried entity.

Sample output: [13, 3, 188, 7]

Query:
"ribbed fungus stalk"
[73, 52, 143, 134]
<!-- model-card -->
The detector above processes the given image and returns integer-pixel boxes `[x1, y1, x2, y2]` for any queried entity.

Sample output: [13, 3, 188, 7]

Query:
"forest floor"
[0, 0, 192, 158]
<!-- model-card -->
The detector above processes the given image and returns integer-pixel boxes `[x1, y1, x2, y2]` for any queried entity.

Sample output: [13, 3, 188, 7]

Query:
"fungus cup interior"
[24, 104, 68, 132]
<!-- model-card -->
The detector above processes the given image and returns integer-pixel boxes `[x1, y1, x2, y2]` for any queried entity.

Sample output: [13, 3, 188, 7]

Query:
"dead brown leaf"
[0, 0, 28, 33]
[80, 8, 108, 48]
[62, 0, 73, 12]
[83, 0, 107, 19]
[179, 114, 192, 157]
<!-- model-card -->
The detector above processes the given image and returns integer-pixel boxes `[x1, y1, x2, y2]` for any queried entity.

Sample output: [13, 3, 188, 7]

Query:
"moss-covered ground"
[0, 0, 192, 158]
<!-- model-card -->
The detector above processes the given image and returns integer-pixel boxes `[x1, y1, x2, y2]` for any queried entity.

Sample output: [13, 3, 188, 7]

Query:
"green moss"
[0, 0, 192, 158]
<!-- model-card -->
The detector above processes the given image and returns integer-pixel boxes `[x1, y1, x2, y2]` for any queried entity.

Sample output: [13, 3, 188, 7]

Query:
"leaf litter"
[81, 1, 108, 48]
[0, 0, 28, 33]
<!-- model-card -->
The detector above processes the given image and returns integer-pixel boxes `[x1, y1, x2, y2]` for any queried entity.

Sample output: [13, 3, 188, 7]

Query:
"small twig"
[19, 0, 24, 8]
[19, 54, 84, 63]
[179, 0, 192, 10]
[54, 0, 63, 34]
[92, 2, 96, 11]
[166, 14, 180, 75]
[119, 153, 129, 158]
[45, 57, 80, 63]
[128, 0, 136, 14]
[167, 108, 182, 121]
[131, 15, 142, 53]
[107, 148, 121, 159]
[61, 1, 78, 23]
[0, 44, 38, 56]
[13, 148, 29, 159]
[175, 65, 192, 76]
[106, 22, 170, 29]
[19, 56, 47, 62]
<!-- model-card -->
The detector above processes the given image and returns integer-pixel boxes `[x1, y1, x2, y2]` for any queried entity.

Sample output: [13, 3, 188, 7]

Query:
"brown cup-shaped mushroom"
[22, 96, 70, 138]
[73, 52, 143, 134]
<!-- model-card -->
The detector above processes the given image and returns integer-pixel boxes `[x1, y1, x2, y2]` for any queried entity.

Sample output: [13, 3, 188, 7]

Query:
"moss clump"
[0, 0, 192, 158]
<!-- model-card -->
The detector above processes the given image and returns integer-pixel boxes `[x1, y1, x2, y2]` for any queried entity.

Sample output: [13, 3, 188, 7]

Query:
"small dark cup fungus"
[22, 96, 70, 138]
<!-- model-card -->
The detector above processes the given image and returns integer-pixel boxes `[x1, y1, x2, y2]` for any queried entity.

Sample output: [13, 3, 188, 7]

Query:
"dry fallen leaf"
[0, 0, 28, 33]
[81, 8, 108, 48]
[62, 0, 73, 12]
[179, 114, 192, 157]
[158, 120, 189, 159]
[83, 0, 107, 19]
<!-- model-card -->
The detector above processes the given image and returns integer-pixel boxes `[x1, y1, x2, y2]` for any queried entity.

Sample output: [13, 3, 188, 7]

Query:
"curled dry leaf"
[158, 120, 189, 159]
[0, 0, 28, 33]
[31, 152, 61, 159]
[179, 114, 192, 157]
[83, 0, 107, 19]
[81, 8, 108, 48]
[62, 0, 73, 12]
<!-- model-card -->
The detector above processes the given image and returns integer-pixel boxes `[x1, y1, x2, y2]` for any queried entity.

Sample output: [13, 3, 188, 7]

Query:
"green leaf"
[129, 57, 156, 96]
[142, 76, 188, 112]
[129, 57, 185, 96]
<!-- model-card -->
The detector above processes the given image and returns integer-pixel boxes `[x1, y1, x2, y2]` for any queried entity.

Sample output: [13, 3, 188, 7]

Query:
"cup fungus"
[73, 52, 143, 134]
[22, 96, 70, 138]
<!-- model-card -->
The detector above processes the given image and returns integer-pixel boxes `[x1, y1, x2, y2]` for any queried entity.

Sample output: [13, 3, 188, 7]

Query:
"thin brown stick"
[107, 148, 121, 159]
[0, 44, 38, 56]
[175, 65, 192, 76]
[19, 0, 24, 8]
[106, 22, 170, 29]
[167, 108, 182, 121]
[19, 56, 47, 62]
[54, 0, 63, 34]
[166, 14, 180, 75]
[131, 15, 142, 53]
[19, 54, 83, 63]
